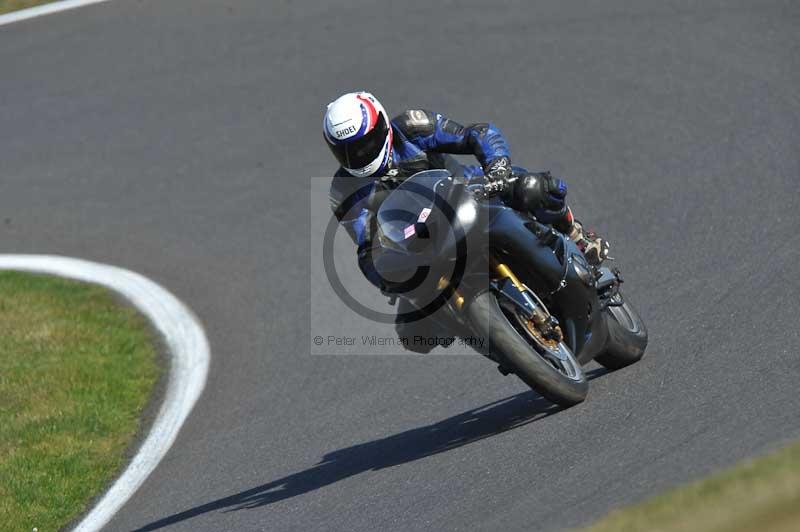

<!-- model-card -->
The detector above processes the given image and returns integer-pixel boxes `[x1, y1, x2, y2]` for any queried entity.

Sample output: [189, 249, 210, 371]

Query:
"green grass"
[0, 1, 55, 16]
[583, 441, 800, 532]
[0, 271, 161, 531]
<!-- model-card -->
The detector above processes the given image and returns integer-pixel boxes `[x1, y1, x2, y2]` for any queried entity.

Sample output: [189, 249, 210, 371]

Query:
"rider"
[325, 91, 608, 350]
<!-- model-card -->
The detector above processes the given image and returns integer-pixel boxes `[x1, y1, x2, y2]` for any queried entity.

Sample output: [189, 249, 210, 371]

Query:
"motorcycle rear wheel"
[467, 290, 588, 407]
[595, 293, 648, 370]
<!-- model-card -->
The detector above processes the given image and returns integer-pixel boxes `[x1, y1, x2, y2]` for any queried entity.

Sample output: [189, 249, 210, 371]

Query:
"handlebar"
[469, 175, 518, 200]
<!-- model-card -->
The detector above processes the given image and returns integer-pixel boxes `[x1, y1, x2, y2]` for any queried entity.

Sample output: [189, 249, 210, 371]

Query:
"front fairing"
[376, 170, 477, 256]
[373, 170, 479, 299]
[485, 204, 607, 361]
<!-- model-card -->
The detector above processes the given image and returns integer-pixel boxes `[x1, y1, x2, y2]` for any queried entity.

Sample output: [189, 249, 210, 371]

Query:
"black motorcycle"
[371, 169, 648, 406]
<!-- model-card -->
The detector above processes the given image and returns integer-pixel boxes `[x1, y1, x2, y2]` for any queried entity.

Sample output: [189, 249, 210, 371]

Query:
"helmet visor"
[327, 113, 389, 171]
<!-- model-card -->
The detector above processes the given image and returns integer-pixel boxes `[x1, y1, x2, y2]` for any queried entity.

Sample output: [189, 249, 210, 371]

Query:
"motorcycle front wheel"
[467, 290, 588, 407]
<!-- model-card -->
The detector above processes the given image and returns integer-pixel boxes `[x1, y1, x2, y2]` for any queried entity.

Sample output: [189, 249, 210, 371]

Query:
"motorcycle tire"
[467, 290, 588, 407]
[595, 294, 648, 370]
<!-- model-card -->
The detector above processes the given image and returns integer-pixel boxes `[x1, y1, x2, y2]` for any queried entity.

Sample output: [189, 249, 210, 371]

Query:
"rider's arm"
[329, 171, 374, 247]
[329, 172, 387, 289]
[392, 109, 511, 168]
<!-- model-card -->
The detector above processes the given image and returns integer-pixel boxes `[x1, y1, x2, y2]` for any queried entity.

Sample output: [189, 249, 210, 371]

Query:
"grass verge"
[0, 271, 161, 531]
[0, 1, 56, 16]
[583, 441, 800, 532]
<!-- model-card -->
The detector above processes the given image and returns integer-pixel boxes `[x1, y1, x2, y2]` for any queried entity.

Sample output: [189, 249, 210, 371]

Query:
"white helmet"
[323, 91, 393, 177]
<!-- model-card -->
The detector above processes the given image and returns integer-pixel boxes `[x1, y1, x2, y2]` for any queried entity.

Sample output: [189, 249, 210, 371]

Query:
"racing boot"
[555, 208, 610, 266]
[571, 221, 610, 266]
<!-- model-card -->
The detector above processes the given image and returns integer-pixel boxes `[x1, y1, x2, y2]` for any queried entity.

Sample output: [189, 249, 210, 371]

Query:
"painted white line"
[0, 255, 210, 532]
[0, 0, 111, 27]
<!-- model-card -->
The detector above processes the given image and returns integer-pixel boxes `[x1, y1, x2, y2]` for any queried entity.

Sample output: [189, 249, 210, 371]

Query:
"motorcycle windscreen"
[376, 170, 451, 251]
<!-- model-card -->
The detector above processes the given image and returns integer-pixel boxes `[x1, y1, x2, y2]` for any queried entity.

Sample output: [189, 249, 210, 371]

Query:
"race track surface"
[2, 1, 799, 530]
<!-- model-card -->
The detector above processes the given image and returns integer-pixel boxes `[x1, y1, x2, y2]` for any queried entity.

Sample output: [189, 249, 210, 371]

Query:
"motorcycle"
[370, 169, 648, 406]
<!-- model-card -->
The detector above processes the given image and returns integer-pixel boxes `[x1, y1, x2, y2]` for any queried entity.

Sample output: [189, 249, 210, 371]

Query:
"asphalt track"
[2, 1, 799, 531]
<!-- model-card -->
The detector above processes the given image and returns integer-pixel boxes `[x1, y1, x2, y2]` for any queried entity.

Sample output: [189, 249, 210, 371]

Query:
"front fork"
[436, 258, 562, 343]
[490, 259, 563, 342]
